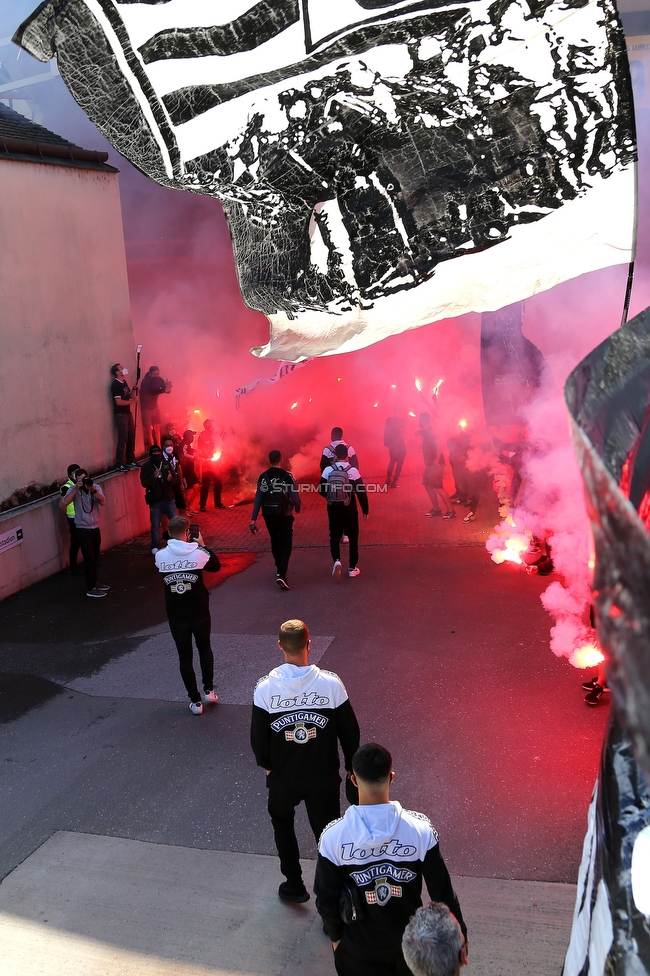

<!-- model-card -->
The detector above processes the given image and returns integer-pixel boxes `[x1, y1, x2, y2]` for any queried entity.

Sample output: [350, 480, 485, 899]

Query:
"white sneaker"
[342, 535, 349, 544]
[348, 567, 361, 578]
[189, 702, 203, 715]
[332, 560, 342, 580]
[202, 690, 219, 704]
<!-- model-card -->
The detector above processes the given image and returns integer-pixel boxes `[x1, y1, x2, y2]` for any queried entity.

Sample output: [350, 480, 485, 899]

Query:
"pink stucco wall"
[0, 157, 138, 504]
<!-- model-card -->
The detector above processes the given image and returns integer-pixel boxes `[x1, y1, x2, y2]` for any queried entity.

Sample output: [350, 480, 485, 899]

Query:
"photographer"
[59, 470, 107, 598]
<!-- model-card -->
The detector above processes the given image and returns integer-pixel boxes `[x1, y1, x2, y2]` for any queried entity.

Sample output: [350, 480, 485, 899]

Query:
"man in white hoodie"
[154, 515, 221, 715]
[315, 743, 467, 976]
[251, 619, 360, 904]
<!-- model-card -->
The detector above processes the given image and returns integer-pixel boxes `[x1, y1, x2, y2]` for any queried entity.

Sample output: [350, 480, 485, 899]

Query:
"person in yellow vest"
[60, 463, 81, 575]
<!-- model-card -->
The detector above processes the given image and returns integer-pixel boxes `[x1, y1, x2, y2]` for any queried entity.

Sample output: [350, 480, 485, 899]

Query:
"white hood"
[254, 663, 348, 711]
[155, 539, 210, 572]
[346, 802, 404, 845]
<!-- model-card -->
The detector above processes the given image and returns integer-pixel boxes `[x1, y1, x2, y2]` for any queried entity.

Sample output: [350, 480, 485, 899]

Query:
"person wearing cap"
[180, 429, 200, 514]
[140, 365, 172, 450]
[140, 444, 179, 555]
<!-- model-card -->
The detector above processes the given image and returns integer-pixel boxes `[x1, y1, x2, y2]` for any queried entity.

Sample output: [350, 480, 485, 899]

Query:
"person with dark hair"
[180, 429, 200, 514]
[154, 515, 221, 715]
[60, 463, 81, 574]
[315, 742, 467, 976]
[250, 450, 301, 591]
[110, 363, 138, 472]
[416, 414, 454, 520]
[402, 903, 468, 976]
[198, 419, 225, 511]
[162, 435, 186, 513]
[320, 427, 359, 472]
[384, 407, 407, 488]
[140, 443, 179, 555]
[59, 469, 108, 598]
[139, 365, 171, 449]
[320, 444, 369, 579]
[251, 619, 360, 905]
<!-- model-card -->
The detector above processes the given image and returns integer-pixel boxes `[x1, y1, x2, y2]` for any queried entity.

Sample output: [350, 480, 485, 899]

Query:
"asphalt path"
[0, 523, 607, 888]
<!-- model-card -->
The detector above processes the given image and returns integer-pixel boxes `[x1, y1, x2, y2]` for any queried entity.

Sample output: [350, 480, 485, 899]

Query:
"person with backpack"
[320, 444, 369, 579]
[320, 427, 359, 472]
[250, 450, 301, 591]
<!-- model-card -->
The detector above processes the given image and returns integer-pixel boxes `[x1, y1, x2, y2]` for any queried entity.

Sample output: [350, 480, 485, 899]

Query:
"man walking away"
[198, 419, 225, 511]
[315, 743, 467, 976]
[60, 463, 81, 574]
[60, 469, 108, 598]
[251, 619, 360, 904]
[320, 444, 368, 579]
[154, 516, 220, 715]
[250, 450, 301, 591]
[140, 444, 178, 554]
[384, 407, 407, 488]
[110, 363, 138, 471]
[140, 365, 171, 449]
[320, 427, 359, 473]
[416, 414, 454, 520]
[402, 903, 468, 976]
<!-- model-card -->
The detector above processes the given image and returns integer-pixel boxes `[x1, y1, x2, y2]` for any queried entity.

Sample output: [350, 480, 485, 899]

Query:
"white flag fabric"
[16, 0, 636, 360]
[234, 358, 311, 405]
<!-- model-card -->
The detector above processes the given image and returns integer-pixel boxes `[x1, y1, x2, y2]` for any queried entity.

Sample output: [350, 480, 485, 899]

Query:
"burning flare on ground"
[571, 643, 605, 669]
[211, 450, 222, 462]
[487, 520, 531, 565]
[415, 378, 422, 392]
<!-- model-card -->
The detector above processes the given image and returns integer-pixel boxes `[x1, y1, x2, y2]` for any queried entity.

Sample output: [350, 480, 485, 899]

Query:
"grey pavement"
[0, 831, 575, 976]
[0, 475, 607, 974]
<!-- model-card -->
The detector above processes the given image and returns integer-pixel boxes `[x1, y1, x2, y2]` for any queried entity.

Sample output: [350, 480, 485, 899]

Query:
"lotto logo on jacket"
[251, 663, 359, 789]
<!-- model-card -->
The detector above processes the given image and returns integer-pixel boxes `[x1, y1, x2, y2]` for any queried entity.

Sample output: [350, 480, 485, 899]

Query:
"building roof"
[0, 103, 117, 171]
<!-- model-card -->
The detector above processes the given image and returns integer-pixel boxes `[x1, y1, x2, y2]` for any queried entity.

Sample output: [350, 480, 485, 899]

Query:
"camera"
[83, 477, 94, 489]
[189, 523, 199, 541]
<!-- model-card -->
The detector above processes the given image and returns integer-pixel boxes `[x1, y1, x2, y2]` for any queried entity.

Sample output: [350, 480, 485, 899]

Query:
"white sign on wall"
[0, 525, 23, 555]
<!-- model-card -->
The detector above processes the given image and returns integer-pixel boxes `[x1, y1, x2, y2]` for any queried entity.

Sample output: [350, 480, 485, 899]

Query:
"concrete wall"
[0, 469, 149, 602]
[0, 157, 139, 505]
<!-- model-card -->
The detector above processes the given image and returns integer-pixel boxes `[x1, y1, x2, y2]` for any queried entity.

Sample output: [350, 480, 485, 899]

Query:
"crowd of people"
[54, 369, 596, 974]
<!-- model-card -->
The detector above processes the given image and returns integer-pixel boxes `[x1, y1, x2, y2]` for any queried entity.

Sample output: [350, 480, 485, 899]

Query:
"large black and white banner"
[16, 0, 636, 360]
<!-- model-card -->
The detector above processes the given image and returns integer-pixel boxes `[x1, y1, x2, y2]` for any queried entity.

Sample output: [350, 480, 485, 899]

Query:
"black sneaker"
[278, 882, 309, 903]
[584, 685, 605, 706]
[582, 676, 599, 691]
[425, 509, 442, 517]
[276, 577, 290, 591]
[443, 510, 456, 520]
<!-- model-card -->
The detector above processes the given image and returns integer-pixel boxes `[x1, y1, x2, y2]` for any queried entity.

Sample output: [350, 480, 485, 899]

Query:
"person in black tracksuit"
[315, 743, 467, 976]
[250, 450, 301, 591]
[154, 515, 221, 715]
[251, 619, 360, 903]
[320, 443, 369, 578]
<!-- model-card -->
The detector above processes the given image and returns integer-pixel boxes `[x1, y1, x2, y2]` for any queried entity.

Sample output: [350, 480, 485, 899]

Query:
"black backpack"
[259, 471, 290, 516]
